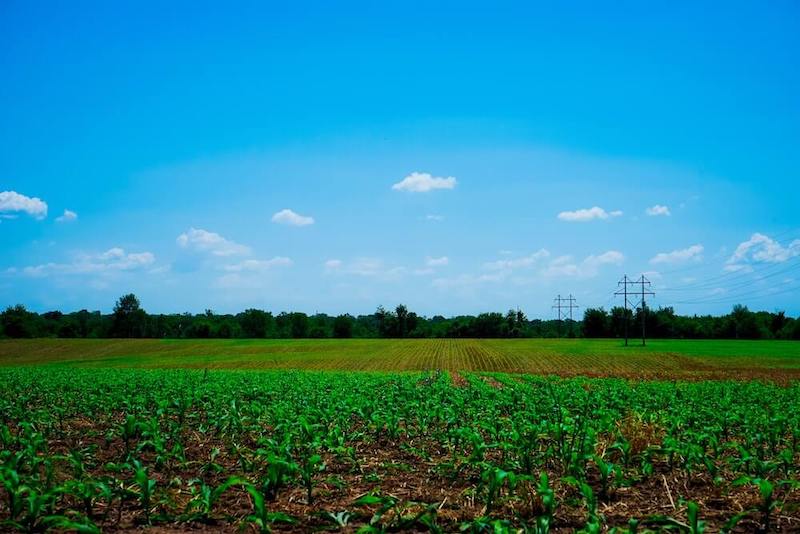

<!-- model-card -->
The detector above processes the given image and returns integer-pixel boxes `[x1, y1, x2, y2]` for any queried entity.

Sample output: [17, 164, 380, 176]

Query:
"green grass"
[1, 338, 799, 379]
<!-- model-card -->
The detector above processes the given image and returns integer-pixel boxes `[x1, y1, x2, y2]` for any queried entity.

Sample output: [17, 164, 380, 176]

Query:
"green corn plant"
[563, 476, 600, 533]
[120, 414, 140, 457]
[755, 479, 776, 534]
[299, 453, 325, 504]
[609, 518, 639, 534]
[644, 501, 706, 534]
[592, 454, 618, 498]
[459, 516, 513, 533]
[0, 467, 26, 521]
[354, 493, 399, 527]
[480, 466, 516, 514]
[63, 478, 112, 521]
[132, 459, 156, 523]
[244, 483, 295, 533]
[258, 453, 298, 501]
[184, 476, 245, 522]
[535, 472, 557, 532]
[321, 510, 352, 529]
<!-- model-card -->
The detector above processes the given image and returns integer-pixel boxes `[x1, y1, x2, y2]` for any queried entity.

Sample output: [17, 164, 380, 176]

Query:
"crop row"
[0, 368, 798, 532]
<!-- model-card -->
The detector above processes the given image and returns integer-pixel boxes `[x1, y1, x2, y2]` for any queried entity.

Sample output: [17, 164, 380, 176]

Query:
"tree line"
[1, 294, 799, 340]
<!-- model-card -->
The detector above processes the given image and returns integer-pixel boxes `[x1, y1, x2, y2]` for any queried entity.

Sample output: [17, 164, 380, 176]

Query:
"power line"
[635, 275, 655, 346]
[614, 275, 635, 346]
[655, 227, 800, 278]
[663, 262, 800, 305]
[672, 280, 799, 306]
[552, 294, 579, 338]
[660, 255, 800, 291]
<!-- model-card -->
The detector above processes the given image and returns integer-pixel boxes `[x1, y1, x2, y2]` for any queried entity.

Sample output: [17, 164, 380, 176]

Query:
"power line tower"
[636, 275, 655, 346]
[553, 294, 579, 337]
[565, 294, 579, 337]
[614, 275, 635, 346]
[552, 294, 564, 338]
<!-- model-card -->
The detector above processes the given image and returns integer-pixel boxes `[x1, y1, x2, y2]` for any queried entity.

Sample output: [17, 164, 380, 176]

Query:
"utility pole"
[614, 275, 635, 346]
[552, 295, 564, 338]
[636, 275, 655, 346]
[565, 294, 579, 337]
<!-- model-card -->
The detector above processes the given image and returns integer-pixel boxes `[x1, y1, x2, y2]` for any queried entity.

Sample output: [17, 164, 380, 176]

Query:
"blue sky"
[2, 1, 799, 317]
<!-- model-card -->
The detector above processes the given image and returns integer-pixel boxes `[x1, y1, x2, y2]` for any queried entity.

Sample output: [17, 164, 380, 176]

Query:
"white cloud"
[426, 256, 449, 267]
[55, 209, 78, 223]
[20, 248, 155, 277]
[425, 214, 445, 221]
[392, 172, 457, 193]
[215, 258, 292, 289]
[440, 248, 622, 289]
[723, 264, 753, 273]
[650, 244, 704, 264]
[557, 206, 622, 222]
[542, 250, 624, 278]
[325, 257, 406, 280]
[726, 233, 800, 271]
[645, 204, 671, 216]
[432, 272, 505, 290]
[585, 250, 625, 267]
[222, 257, 292, 272]
[176, 228, 251, 256]
[0, 191, 48, 220]
[484, 249, 550, 270]
[271, 208, 314, 226]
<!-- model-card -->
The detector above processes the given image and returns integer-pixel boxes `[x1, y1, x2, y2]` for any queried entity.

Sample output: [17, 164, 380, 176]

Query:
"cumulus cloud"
[215, 258, 292, 289]
[544, 250, 624, 278]
[431, 272, 505, 290]
[645, 204, 671, 216]
[0, 191, 48, 219]
[557, 206, 622, 222]
[176, 228, 251, 256]
[222, 258, 292, 272]
[324, 257, 406, 280]
[55, 209, 78, 223]
[20, 247, 155, 277]
[725, 233, 800, 271]
[392, 172, 457, 193]
[650, 244, 704, 264]
[436, 248, 622, 290]
[271, 209, 314, 226]
[484, 249, 550, 270]
[425, 256, 449, 267]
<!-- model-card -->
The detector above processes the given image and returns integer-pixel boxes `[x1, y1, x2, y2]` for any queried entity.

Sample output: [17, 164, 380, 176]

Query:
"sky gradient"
[2, 1, 799, 317]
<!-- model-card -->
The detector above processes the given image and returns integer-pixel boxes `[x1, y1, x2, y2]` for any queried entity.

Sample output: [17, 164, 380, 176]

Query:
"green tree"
[110, 294, 147, 338]
[0, 304, 40, 338]
[237, 309, 272, 338]
[332, 314, 354, 338]
[582, 308, 609, 338]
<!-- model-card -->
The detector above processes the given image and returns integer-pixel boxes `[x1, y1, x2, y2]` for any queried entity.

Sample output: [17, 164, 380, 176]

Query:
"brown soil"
[3, 415, 799, 533]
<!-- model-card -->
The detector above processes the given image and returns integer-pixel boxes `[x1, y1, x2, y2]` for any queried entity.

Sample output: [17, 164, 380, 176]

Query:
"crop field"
[1, 340, 799, 532]
[1, 367, 799, 533]
[2, 338, 800, 381]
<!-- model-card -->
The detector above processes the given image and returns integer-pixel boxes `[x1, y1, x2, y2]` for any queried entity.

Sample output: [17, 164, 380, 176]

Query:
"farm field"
[1, 338, 800, 380]
[0, 367, 799, 532]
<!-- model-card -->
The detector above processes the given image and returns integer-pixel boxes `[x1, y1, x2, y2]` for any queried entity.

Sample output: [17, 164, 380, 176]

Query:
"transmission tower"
[553, 294, 579, 337]
[565, 294, 579, 336]
[552, 295, 564, 338]
[636, 275, 655, 346]
[614, 275, 635, 346]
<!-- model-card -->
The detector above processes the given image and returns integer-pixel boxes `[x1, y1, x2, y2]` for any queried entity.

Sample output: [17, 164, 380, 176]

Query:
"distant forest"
[1, 294, 799, 340]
